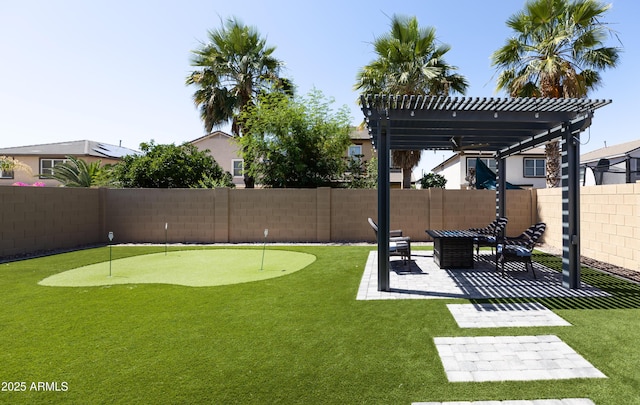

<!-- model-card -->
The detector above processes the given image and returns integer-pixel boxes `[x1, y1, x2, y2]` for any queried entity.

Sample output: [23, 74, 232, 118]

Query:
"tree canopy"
[492, 0, 620, 99]
[354, 14, 468, 189]
[419, 173, 447, 189]
[240, 89, 352, 188]
[186, 17, 286, 136]
[186, 17, 291, 188]
[112, 141, 233, 188]
[491, 0, 621, 188]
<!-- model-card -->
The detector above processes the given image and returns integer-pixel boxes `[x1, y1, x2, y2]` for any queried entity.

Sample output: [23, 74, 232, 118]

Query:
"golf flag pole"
[165, 222, 168, 256]
[108, 231, 114, 277]
[260, 229, 268, 271]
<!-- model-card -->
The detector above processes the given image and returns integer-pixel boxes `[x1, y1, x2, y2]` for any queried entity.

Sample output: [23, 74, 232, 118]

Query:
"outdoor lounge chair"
[496, 222, 546, 278]
[368, 218, 411, 264]
[471, 217, 508, 258]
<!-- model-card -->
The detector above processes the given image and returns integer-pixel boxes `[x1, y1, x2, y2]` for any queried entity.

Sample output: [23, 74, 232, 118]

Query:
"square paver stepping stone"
[447, 302, 571, 328]
[434, 335, 606, 382]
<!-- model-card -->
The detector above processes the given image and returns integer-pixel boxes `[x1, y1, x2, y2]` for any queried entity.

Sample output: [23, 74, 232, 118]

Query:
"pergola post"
[377, 117, 390, 291]
[496, 156, 507, 219]
[562, 123, 581, 289]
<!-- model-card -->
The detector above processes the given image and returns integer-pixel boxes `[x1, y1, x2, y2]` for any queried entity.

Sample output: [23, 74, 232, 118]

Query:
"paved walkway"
[359, 250, 608, 404]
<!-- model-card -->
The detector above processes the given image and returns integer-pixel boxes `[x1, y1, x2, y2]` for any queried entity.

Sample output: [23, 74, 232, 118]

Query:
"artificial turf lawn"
[1, 246, 639, 404]
[38, 249, 316, 287]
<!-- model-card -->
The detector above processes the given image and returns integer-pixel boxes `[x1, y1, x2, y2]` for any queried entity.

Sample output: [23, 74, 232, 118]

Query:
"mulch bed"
[580, 256, 640, 283]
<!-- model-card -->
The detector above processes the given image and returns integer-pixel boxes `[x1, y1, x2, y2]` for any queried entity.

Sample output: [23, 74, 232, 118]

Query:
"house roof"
[580, 139, 640, 164]
[0, 140, 139, 158]
[189, 131, 234, 145]
[349, 128, 371, 140]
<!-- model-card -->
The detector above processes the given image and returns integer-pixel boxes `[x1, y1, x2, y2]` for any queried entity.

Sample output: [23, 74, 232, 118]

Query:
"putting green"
[39, 249, 316, 287]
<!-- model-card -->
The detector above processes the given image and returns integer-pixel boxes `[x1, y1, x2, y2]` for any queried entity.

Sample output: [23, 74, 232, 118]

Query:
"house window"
[524, 158, 546, 177]
[466, 157, 497, 172]
[1, 157, 16, 179]
[232, 159, 244, 177]
[348, 145, 362, 159]
[40, 158, 67, 177]
[0, 168, 14, 179]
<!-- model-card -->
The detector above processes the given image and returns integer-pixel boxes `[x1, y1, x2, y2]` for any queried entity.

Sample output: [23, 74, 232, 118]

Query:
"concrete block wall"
[330, 189, 377, 241]
[390, 190, 431, 241]
[104, 188, 215, 244]
[0, 187, 100, 256]
[535, 187, 563, 248]
[227, 189, 319, 242]
[537, 183, 640, 271]
[1, 185, 637, 272]
[579, 183, 640, 270]
[504, 189, 538, 238]
[229, 189, 319, 243]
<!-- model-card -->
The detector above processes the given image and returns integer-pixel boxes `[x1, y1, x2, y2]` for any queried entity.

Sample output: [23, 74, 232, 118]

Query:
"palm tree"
[42, 156, 110, 187]
[355, 15, 468, 188]
[186, 17, 288, 188]
[491, 0, 620, 187]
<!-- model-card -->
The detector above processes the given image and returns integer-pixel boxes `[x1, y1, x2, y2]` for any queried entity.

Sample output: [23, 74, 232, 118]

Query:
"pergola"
[360, 94, 611, 291]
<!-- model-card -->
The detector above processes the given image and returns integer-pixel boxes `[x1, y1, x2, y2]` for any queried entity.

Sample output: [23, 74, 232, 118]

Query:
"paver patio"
[357, 251, 610, 300]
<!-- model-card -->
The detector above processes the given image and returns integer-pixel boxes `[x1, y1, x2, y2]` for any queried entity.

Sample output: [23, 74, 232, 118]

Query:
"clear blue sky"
[1, 0, 638, 175]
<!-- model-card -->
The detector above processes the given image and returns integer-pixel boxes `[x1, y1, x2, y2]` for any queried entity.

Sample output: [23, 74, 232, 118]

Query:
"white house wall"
[437, 153, 547, 189]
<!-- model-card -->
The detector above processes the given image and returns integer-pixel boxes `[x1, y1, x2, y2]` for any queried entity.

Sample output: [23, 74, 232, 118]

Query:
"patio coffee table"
[425, 230, 480, 269]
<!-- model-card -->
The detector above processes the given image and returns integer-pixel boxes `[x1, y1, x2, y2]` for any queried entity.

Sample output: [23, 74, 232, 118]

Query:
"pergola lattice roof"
[360, 95, 611, 155]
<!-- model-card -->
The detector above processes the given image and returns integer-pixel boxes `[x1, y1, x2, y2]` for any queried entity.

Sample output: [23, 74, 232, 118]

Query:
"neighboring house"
[190, 129, 415, 189]
[347, 128, 375, 162]
[432, 148, 547, 189]
[190, 131, 244, 188]
[580, 139, 640, 185]
[348, 128, 413, 188]
[0, 140, 138, 187]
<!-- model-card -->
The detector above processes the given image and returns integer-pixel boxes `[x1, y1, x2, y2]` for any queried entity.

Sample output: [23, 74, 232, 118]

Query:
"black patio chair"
[471, 217, 508, 258]
[496, 222, 546, 278]
[368, 218, 411, 265]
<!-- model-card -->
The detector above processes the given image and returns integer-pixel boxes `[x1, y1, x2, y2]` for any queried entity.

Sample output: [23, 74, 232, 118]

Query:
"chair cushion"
[503, 245, 532, 257]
